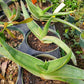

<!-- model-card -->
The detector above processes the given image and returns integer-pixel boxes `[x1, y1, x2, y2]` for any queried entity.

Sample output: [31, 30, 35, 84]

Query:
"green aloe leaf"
[40, 17, 53, 39]
[11, 2, 21, 21]
[52, 18, 81, 32]
[0, 37, 44, 77]
[61, 78, 84, 84]
[42, 36, 77, 65]
[0, 37, 84, 84]
[0, 0, 12, 21]
[42, 5, 54, 14]
[5, 28, 15, 38]
[25, 0, 43, 19]
[45, 65, 84, 79]
[12, 18, 33, 25]
[21, 0, 43, 40]
[41, 11, 74, 17]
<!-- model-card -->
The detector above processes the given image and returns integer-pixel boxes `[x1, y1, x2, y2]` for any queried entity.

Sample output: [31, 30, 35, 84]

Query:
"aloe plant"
[0, 0, 33, 38]
[21, 0, 77, 65]
[0, 36, 84, 84]
[24, 0, 82, 32]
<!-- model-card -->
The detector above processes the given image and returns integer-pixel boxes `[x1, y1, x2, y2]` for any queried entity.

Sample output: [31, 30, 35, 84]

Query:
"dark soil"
[27, 31, 58, 52]
[37, 1, 51, 10]
[23, 69, 68, 84]
[0, 28, 24, 48]
[0, 57, 18, 84]
[0, 14, 24, 48]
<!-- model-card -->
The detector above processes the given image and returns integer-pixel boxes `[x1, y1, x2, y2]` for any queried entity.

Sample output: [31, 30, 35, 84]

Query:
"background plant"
[0, 0, 33, 38]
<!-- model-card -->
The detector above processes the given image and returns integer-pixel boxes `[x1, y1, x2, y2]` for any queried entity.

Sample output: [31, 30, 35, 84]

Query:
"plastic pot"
[18, 24, 61, 58]
[0, 55, 21, 84]
[21, 54, 56, 84]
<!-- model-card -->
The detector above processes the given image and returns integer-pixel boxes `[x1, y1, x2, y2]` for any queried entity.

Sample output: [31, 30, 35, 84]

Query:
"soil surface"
[0, 57, 18, 84]
[0, 14, 24, 48]
[0, 28, 24, 48]
[37, 1, 51, 10]
[27, 31, 58, 52]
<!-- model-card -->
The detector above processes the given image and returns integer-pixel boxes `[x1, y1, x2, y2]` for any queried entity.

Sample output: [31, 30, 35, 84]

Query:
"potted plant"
[0, 0, 33, 48]
[0, 37, 84, 84]
[24, 0, 81, 31]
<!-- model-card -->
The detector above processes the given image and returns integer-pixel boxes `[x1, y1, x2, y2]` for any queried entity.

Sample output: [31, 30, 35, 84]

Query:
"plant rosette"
[0, 55, 20, 84]
[21, 54, 68, 84]
[18, 28, 61, 58]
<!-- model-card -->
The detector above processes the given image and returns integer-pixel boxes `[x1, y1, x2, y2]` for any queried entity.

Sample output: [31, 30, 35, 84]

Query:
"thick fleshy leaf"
[61, 78, 84, 84]
[42, 36, 77, 65]
[12, 18, 33, 25]
[0, 37, 84, 84]
[42, 5, 54, 14]
[11, 2, 20, 21]
[0, 37, 44, 77]
[21, 0, 43, 40]
[0, 0, 12, 20]
[41, 11, 74, 17]
[40, 17, 53, 38]
[52, 18, 81, 32]
[25, 0, 43, 19]
[6, 28, 16, 38]
[45, 65, 84, 80]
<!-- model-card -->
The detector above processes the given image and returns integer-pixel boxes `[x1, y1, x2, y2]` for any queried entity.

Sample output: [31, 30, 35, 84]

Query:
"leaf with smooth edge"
[25, 0, 43, 19]
[12, 18, 33, 25]
[0, 38, 84, 84]
[12, 8, 16, 16]
[44, 65, 84, 79]
[40, 17, 53, 39]
[42, 5, 54, 14]
[52, 18, 81, 32]
[12, 2, 20, 21]
[41, 11, 74, 17]
[60, 78, 84, 84]
[42, 36, 77, 65]
[0, 37, 44, 77]
[6, 28, 16, 38]
[21, 0, 43, 40]
[0, 0, 12, 21]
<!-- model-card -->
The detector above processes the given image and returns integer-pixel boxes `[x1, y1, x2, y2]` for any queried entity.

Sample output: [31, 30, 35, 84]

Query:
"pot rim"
[25, 28, 61, 53]
[0, 15, 25, 48]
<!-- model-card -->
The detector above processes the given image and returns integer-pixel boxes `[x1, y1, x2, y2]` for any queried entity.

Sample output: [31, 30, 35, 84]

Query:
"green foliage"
[81, 31, 84, 39]
[0, 37, 84, 84]
[75, 51, 83, 55]
[0, 0, 20, 21]
[50, 0, 82, 12]
[24, 0, 81, 33]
